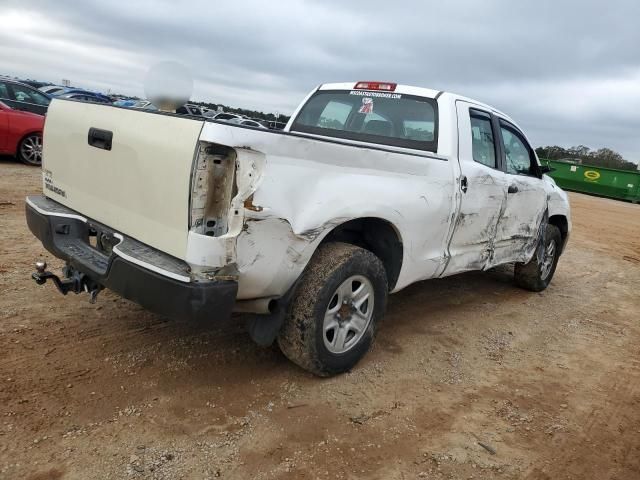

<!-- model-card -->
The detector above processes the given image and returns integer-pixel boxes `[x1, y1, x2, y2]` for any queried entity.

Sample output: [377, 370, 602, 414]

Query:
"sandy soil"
[1, 158, 639, 480]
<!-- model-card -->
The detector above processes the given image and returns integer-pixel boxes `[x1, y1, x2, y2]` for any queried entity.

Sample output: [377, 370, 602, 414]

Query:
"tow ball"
[32, 261, 103, 304]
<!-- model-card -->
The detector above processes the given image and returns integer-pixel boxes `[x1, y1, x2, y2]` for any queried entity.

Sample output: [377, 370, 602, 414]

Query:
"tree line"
[535, 145, 638, 171]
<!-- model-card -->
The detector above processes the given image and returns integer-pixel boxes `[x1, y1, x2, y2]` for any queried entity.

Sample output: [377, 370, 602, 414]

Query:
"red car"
[0, 101, 44, 166]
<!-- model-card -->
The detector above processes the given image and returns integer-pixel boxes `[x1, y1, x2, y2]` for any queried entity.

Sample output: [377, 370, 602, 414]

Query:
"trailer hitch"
[32, 261, 103, 303]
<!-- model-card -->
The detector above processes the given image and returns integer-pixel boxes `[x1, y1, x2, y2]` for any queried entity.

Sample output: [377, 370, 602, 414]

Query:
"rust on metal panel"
[243, 194, 263, 212]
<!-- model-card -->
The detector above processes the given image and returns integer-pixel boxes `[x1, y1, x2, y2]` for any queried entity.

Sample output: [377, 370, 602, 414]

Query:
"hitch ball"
[35, 261, 47, 273]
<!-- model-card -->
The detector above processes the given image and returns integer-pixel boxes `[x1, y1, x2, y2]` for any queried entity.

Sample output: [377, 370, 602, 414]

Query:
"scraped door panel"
[444, 102, 508, 275]
[492, 120, 547, 265]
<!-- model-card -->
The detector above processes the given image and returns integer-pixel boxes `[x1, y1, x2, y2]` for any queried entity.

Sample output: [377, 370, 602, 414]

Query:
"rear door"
[444, 101, 508, 274]
[42, 99, 205, 260]
[490, 119, 547, 265]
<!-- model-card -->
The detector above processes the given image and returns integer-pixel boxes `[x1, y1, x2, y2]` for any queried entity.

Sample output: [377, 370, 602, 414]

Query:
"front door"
[444, 101, 508, 275]
[490, 119, 547, 265]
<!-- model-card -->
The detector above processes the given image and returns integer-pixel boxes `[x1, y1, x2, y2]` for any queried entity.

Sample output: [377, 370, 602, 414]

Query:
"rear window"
[291, 90, 438, 151]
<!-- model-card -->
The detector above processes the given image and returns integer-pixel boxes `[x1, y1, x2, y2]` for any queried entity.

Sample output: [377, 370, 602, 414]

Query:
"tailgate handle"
[88, 128, 113, 151]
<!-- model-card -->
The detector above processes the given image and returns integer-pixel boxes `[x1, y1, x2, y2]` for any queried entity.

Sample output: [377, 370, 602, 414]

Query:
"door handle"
[460, 175, 468, 193]
[508, 184, 519, 194]
[88, 128, 113, 151]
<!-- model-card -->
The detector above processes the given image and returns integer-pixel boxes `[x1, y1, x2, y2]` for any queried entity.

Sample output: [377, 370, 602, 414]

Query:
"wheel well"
[320, 218, 403, 290]
[549, 215, 568, 252]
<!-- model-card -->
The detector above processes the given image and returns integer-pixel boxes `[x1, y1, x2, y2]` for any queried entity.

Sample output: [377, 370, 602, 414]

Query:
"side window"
[9, 85, 50, 105]
[317, 101, 352, 130]
[0, 82, 9, 100]
[500, 124, 534, 175]
[469, 110, 496, 168]
[32, 90, 50, 105]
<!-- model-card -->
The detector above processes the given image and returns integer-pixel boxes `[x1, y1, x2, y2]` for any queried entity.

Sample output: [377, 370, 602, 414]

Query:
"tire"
[514, 224, 562, 292]
[277, 242, 388, 377]
[18, 133, 43, 166]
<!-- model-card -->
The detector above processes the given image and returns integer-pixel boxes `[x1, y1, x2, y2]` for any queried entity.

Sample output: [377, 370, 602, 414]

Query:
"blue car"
[113, 98, 139, 107]
[50, 88, 112, 104]
[56, 90, 112, 104]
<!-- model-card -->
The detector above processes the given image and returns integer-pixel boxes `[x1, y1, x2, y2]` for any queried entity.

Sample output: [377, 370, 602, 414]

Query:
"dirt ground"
[1, 158, 639, 480]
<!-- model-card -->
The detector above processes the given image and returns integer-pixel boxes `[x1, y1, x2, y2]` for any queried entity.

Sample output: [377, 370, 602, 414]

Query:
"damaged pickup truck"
[26, 81, 570, 376]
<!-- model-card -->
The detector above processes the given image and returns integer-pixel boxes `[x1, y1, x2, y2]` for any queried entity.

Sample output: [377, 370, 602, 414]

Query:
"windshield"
[291, 90, 438, 152]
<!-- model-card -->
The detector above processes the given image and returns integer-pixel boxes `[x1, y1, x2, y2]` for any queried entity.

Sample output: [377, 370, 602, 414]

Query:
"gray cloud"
[1, 0, 638, 161]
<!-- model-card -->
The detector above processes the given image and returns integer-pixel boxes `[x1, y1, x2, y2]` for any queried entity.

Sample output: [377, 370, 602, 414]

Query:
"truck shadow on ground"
[96, 263, 522, 386]
[11, 263, 523, 430]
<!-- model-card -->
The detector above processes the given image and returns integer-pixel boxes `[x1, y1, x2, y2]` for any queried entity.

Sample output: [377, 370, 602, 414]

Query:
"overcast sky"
[1, 0, 638, 161]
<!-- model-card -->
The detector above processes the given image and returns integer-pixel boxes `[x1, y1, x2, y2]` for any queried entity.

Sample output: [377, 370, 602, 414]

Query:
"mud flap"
[246, 279, 300, 347]
[246, 311, 286, 347]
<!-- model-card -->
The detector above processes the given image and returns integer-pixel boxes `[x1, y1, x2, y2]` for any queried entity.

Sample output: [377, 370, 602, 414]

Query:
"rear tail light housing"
[190, 142, 237, 237]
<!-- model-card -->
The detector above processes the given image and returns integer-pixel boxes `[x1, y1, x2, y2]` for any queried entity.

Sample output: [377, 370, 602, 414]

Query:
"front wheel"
[514, 224, 562, 292]
[277, 242, 388, 377]
[18, 134, 43, 166]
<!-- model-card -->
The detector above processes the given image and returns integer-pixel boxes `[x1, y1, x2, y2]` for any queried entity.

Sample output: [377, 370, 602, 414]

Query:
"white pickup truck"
[27, 81, 570, 376]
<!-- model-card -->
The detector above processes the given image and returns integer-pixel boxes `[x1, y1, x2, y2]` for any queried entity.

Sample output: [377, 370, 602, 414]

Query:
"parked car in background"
[176, 104, 204, 116]
[49, 87, 106, 97]
[266, 120, 287, 130]
[130, 100, 157, 110]
[57, 91, 112, 104]
[200, 107, 218, 118]
[0, 78, 50, 115]
[212, 112, 243, 122]
[39, 85, 67, 96]
[0, 101, 44, 166]
[229, 118, 267, 128]
[113, 98, 139, 108]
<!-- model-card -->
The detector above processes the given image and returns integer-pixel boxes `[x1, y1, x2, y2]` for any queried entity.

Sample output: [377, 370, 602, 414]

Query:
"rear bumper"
[26, 195, 237, 322]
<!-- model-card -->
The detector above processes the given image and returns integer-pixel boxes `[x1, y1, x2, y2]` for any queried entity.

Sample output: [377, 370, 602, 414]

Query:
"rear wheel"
[514, 224, 562, 292]
[18, 134, 42, 166]
[277, 242, 388, 377]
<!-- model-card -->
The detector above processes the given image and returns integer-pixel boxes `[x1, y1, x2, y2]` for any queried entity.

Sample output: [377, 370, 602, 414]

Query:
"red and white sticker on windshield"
[358, 97, 374, 114]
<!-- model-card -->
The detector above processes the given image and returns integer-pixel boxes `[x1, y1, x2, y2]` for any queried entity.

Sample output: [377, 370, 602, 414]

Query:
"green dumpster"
[541, 159, 640, 203]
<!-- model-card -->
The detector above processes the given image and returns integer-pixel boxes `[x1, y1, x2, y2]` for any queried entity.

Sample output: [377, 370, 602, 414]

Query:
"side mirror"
[540, 165, 554, 174]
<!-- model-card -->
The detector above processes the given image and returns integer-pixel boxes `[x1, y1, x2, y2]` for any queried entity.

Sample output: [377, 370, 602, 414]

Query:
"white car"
[26, 81, 570, 376]
[39, 85, 67, 96]
[212, 112, 243, 122]
[229, 118, 267, 128]
[200, 107, 218, 118]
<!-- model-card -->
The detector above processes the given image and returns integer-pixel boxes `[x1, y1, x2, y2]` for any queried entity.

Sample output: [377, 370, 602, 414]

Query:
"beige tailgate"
[42, 100, 204, 260]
